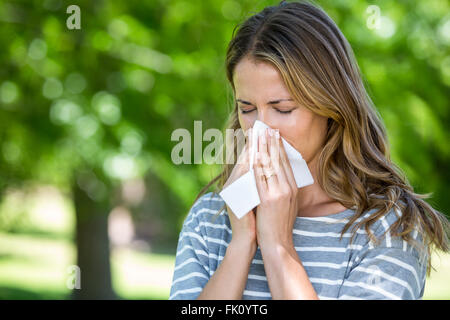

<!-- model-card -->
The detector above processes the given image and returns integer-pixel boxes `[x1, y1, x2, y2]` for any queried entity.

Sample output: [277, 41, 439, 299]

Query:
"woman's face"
[233, 56, 328, 163]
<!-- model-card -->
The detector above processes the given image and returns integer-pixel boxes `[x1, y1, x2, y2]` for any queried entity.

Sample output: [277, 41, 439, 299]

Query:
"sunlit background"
[0, 0, 449, 299]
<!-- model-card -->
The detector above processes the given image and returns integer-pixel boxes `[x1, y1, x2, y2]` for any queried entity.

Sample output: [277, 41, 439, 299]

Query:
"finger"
[260, 129, 278, 187]
[253, 151, 268, 196]
[258, 128, 268, 154]
[266, 128, 291, 193]
[242, 128, 251, 166]
[248, 127, 254, 168]
[248, 127, 253, 151]
[259, 129, 272, 170]
[268, 129, 281, 173]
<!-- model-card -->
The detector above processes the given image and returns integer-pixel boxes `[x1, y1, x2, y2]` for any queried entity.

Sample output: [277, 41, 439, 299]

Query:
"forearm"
[260, 242, 319, 300]
[197, 239, 256, 300]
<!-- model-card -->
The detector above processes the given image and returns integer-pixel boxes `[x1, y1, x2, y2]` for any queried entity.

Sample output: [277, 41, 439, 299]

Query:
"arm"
[197, 239, 257, 300]
[197, 129, 259, 299]
[260, 241, 319, 300]
[253, 128, 319, 299]
[169, 218, 256, 300]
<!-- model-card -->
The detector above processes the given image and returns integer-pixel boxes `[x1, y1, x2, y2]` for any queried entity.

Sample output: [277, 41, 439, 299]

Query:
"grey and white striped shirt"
[169, 192, 428, 300]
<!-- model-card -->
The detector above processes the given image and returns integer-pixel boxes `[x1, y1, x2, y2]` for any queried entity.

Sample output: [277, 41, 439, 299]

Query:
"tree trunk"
[71, 182, 117, 299]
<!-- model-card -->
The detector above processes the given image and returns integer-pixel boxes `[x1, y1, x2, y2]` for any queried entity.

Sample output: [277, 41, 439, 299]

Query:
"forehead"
[233, 57, 290, 98]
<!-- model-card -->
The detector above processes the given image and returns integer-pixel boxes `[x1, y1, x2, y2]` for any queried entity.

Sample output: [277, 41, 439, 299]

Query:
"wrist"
[228, 238, 257, 256]
[259, 238, 295, 256]
[258, 233, 293, 251]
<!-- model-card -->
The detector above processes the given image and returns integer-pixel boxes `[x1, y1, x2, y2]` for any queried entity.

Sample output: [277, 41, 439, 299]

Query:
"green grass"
[0, 231, 448, 300]
[111, 246, 174, 299]
[0, 232, 74, 299]
[0, 232, 174, 299]
[422, 252, 450, 300]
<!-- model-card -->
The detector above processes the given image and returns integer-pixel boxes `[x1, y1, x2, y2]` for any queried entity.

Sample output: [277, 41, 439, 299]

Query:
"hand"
[253, 128, 299, 249]
[223, 128, 258, 247]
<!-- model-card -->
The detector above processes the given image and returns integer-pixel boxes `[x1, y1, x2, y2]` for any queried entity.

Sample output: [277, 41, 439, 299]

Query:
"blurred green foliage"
[0, 0, 449, 299]
[1, 0, 449, 229]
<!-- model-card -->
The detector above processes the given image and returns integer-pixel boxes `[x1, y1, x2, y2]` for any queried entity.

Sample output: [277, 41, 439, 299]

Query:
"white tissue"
[219, 120, 314, 219]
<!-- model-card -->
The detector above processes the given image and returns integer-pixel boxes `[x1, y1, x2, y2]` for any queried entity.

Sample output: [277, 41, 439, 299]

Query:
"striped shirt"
[169, 192, 428, 300]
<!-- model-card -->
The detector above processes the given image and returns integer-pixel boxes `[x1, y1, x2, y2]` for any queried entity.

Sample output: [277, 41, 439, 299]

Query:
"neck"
[296, 152, 338, 217]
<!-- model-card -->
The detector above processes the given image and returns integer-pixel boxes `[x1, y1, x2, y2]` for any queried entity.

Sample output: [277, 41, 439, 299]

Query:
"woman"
[169, 0, 449, 300]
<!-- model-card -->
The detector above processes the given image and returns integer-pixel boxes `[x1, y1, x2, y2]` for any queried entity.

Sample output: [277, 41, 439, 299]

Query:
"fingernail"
[268, 128, 273, 137]
[261, 130, 266, 144]
[275, 130, 280, 139]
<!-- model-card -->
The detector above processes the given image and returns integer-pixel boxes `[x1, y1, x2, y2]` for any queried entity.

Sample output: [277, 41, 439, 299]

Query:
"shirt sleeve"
[169, 205, 211, 300]
[337, 245, 427, 300]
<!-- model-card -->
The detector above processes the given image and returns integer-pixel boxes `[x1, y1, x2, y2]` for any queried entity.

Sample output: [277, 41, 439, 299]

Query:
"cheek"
[277, 112, 312, 143]
[279, 125, 304, 149]
[278, 111, 325, 159]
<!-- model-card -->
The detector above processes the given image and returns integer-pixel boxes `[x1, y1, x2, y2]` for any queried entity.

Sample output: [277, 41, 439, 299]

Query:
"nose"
[256, 109, 274, 128]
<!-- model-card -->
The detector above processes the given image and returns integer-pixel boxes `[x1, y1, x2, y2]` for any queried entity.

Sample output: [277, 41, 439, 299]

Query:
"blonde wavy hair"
[191, 0, 449, 275]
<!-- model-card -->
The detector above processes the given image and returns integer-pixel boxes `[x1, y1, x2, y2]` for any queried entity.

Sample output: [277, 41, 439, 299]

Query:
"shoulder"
[352, 205, 428, 266]
[183, 192, 228, 230]
[363, 206, 404, 240]
[369, 206, 423, 247]
[346, 206, 429, 296]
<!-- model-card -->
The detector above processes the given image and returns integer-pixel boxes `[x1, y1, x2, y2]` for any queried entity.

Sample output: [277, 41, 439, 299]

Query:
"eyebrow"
[236, 98, 294, 105]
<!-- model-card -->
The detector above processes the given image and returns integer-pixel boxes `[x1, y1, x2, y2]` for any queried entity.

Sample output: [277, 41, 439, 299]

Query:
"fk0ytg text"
[180, 304, 268, 317]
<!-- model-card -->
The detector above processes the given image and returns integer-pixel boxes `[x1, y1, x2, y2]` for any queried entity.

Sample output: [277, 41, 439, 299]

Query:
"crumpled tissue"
[219, 120, 314, 219]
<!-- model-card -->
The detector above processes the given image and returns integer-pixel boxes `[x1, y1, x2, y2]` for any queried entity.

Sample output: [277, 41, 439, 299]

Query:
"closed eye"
[240, 108, 293, 114]
[277, 109, 293, 114]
